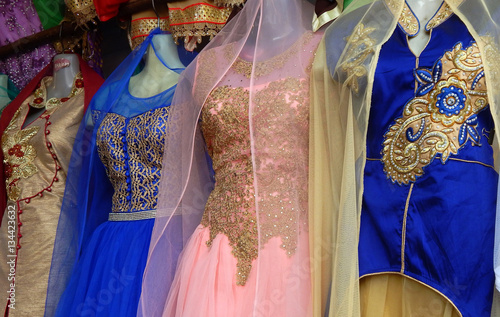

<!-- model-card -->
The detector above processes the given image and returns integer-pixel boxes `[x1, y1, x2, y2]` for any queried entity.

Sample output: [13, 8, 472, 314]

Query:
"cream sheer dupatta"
[309, 0, 500, 316]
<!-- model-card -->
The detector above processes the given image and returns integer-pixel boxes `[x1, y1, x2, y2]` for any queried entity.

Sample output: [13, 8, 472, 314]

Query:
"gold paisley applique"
[2, 110, 40, 201]
[382, 42, 488, 185]
[341, 23, 376, 93]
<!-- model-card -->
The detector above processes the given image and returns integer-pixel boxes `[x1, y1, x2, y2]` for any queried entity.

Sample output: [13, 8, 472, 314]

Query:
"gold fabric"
[309, 0, 500, 316]
[0, 75, 85, 316]
[95, 107, 171, 213]
[65, 0, 97, 26]
[200, 77, 310, 286]
[129, 17, 171, 50]
[167, 0, 238, 44]
[360, 274, 461, 317]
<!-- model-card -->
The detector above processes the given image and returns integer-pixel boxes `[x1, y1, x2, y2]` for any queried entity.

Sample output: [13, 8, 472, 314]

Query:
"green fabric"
[343, 0, 373, 13]
[343, 0, 355, 8]
[33, 0, 65, 30]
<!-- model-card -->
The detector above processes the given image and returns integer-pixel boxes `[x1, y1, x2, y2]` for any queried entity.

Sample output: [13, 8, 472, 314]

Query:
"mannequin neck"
[149, 34, 185, 70]
[0, 75, 11, 109]
[128, 34, 184, 98]
[407, 0, 443, 26]
[46, 54, 80, 100]
[406, 0, 444, 56]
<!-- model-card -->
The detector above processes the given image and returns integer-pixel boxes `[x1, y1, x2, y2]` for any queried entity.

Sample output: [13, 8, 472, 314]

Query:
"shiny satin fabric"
[0, 75, 85, 316]
[310, 0, 500, 316]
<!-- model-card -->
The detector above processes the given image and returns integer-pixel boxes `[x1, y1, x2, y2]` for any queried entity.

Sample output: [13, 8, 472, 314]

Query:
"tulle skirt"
[55, 218, 154, 317]
[164, 224, 312, 317]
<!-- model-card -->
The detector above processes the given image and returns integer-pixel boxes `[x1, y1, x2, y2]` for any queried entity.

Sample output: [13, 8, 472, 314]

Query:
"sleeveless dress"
[359, 3, 497, 316]
[54, 84, 179, 317]
[163, 32, 321, 317]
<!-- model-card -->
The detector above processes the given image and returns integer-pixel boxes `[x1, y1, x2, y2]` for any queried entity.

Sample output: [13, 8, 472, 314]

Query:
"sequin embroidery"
[95, 107, 170, 212]
[342, 23, 376, 93]
[2, 110, 39, 201]
[200, 77, 309, 285]
[382, 42, 488, 184]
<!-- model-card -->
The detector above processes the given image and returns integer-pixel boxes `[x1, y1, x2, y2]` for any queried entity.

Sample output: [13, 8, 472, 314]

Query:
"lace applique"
[480, 35, 500, 83]
[201, 86, 256, 285]
[96, 107, 170, 212]
[128, 107, 170, 211]
[342, 23, 376, 93]
[2, 110, 39, 201]
[229, 32, 314, 79]
[200, 77, 309, 285]
[382, 42, 488, 184]
[97, 113, 126, 211]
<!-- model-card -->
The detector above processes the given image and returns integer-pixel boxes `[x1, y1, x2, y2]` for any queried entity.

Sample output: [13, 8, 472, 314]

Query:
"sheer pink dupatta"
[138, 0, 325, 316]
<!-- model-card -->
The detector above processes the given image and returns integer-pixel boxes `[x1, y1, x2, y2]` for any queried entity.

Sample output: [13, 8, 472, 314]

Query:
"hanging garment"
[33, 0, 65, 29]
[167, 0, 244, 50]
[0, 0, 56, 90]
[129, 17, 170, 50]
[45, 30, 185, 317]
[137, 0, 334, 316]
[309, 0, 500, 316]
[0, 57, 103, 317]
[66, 0, 98, 26]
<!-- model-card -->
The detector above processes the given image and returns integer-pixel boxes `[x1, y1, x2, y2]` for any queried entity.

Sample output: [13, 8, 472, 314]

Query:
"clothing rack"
[0, 0, 172, 59]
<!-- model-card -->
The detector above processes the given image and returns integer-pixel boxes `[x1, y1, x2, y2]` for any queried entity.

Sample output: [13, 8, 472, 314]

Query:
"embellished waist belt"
[108, 209, 156, 221]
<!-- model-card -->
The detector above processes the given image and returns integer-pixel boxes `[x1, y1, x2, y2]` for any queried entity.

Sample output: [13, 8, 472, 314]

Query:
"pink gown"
[163, 31, 321, 317]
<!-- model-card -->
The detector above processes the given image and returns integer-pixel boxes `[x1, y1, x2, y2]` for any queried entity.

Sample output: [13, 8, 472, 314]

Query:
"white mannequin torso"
[406, 0, 444, 55]
[128, 34, 185, 99]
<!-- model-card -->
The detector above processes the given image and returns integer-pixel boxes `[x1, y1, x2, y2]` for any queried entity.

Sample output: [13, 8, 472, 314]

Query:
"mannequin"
[46, 54, 80, 100]
[129, 34, 184, 98]
[315, 0, 498, 316]
[47, 28, 186, 317]
[406, 0, 444, 55]
[22, 54, 80, 128]
[240, 0, 298, 62]
[0, 75, 11, 110]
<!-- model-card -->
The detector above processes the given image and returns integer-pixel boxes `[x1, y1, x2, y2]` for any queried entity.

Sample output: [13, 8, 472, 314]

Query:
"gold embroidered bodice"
[200, 76, 310, 285]
[95, 107, 170, 212]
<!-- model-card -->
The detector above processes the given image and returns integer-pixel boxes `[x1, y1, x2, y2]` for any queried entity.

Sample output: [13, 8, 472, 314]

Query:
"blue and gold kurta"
[360, 2, 497, 316]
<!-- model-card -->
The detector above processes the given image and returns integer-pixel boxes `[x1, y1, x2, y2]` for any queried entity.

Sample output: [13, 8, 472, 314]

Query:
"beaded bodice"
[200, 75, 310, 285]
[95, 106, 170, 213]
